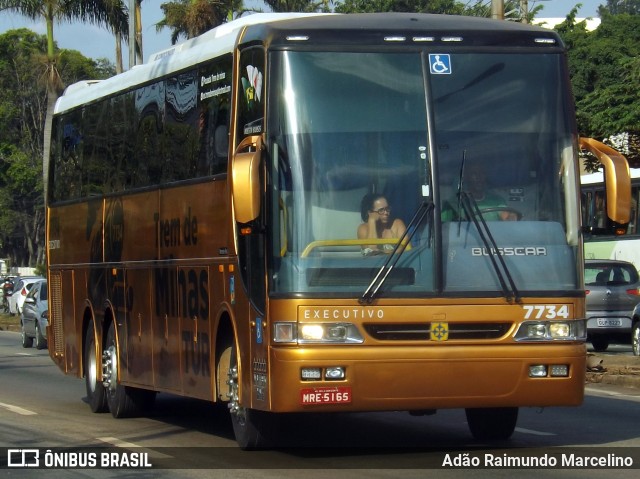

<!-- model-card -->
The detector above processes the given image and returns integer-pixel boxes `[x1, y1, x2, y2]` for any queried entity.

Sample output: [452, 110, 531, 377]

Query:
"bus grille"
[363, 323, 512, 341]
[49, 272, 64, 356]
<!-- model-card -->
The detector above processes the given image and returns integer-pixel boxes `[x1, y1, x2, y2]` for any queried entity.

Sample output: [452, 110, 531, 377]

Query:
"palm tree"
[261, 0, 331, 12]
[157, 0, 243, 44]
[0, 0, 128, 199]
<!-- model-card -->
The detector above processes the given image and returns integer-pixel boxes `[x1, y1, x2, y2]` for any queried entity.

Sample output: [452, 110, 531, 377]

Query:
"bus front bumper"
[263, 343, 586, 412]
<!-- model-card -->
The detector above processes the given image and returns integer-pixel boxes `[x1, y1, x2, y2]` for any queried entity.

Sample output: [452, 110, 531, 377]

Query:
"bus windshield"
[267, 49, 580, 297]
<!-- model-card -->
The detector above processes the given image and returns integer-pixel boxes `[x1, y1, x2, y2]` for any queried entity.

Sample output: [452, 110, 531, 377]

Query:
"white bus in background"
[582, 167, 640, 269]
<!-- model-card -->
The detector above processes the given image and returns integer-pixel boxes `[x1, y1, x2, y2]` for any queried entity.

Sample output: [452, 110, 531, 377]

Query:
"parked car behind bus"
[8, 276, 45, 316]
[585, 259, 640, 351]
[20, 279, 48, 350]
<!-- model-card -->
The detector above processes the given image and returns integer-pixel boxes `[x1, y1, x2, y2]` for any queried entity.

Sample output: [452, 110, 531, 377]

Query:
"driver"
[357, 193, 407, 255]
[442, 163, 517, 221]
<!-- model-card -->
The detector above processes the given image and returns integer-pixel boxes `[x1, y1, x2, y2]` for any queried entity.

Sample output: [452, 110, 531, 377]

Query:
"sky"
[0, 1, 603, 65]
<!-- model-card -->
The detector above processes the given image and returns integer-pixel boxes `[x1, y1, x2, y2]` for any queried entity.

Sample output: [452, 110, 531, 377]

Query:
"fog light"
[325, 367, 345, 380]
[301, 368, 322, 380]
[529, 365, 547, 377]
[550, 364, 569, 377]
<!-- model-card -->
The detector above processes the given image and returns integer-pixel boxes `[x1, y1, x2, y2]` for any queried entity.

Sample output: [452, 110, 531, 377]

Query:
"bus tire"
[226, 345, 278, 449]
[103, 320, 155, 418]
[466, 407, 518, 441]
[84, 320, 108, 413]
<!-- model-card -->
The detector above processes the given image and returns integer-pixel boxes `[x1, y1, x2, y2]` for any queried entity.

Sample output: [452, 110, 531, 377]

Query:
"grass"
[0, 311, 20, 331]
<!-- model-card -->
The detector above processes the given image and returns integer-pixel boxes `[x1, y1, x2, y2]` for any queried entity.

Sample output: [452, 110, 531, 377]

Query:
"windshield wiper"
[454, 151, 519, 303]
[359, 201, 434, 305]
[458, 191, 520, 303]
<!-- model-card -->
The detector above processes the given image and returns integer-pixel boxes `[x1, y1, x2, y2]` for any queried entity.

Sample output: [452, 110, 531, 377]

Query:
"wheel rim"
[227, 364, 246, 426]
[633, 325, 640, 355]
[102, 344, 118, 395]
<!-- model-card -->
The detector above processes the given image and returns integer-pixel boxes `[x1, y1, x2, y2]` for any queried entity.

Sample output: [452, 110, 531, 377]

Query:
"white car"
[8, 276, 45, 316]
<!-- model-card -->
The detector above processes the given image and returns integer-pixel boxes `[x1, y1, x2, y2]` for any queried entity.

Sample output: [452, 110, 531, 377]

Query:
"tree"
[599, 0, 640, 15]
[0, 28, 115, 267]
[333, 0, 526, 19]
[157, 0, 243, 44]
[0, 0, 128, 213]
[261, 0, 331, 11]
[556, 10, 640, 168]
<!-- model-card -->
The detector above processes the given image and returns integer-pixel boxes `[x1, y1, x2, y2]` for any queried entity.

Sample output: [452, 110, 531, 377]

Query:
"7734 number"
[523, 305, 570, 320]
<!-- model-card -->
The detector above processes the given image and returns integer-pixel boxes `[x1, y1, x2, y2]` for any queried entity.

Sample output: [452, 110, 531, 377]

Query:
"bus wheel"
[103, 321, 155, 418]
[226, 348, 278, 449]
[465, 407, 518, 441]
[84, 320, 108, 413]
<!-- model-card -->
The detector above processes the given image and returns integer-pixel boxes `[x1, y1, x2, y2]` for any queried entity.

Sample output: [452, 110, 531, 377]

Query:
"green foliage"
[33, 263, 47, 276]
[0, 28, 115, 267]
[599, 0, 640, 15]
[334, 0, 463, 14]
[158, 0, 241, 43]
[557, 11, 640, 166]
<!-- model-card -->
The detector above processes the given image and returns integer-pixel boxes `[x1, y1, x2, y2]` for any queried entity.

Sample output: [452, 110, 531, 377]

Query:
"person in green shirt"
[442, 163, 516, 221]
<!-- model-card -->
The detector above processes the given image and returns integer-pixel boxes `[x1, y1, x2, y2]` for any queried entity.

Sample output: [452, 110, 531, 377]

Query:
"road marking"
[0, 402, 37, 416]
[96, 437, 173, 459]
[515, 427, 556, 436]
[585, 386, 640, 401]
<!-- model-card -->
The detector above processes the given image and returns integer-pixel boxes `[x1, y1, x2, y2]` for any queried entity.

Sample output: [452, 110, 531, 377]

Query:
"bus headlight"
[273, 322, 364, 344]
[514, 320, 586, 341]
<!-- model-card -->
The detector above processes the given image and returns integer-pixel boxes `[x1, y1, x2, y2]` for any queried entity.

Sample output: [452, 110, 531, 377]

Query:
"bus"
[582, 164, 639, 268]
[46, 12, 630, 449]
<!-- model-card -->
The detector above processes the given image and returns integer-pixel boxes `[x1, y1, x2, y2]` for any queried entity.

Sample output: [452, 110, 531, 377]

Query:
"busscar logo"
[471, 247, 547, 257]
[7, 449, 39, 467]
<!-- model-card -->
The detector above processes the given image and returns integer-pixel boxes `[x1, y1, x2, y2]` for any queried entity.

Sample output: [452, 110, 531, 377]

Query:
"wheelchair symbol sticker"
[429, 54, 451, 74]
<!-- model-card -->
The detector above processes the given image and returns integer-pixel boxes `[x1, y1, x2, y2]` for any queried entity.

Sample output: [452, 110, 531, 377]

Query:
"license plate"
[596, 318, 622, 327]
[300, 387, 351, 405]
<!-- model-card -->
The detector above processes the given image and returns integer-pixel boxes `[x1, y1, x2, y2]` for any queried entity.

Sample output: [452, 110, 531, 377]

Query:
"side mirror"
[579, 137, 631, 231]
[232, 135, 263, 223]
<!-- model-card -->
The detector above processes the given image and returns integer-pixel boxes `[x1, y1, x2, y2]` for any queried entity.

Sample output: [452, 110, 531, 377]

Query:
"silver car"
[585, 259, 640, 352]
[20, 279, 48, 350]
[631, 303, 640, 356]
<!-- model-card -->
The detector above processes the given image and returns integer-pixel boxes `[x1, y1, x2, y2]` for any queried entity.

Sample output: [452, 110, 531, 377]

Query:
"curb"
[586, 369, 640, 389]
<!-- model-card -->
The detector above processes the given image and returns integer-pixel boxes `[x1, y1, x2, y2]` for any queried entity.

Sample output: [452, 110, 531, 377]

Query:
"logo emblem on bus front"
[430, 322, 449, 341]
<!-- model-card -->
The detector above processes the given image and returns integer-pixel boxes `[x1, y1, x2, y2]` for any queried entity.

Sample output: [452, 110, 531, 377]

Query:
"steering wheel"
[478, 206, 523, 221]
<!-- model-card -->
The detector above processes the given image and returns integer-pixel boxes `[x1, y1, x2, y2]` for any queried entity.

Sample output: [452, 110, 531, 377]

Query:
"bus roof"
[55, 13, 324, 114]
[54, 12, 562, 115]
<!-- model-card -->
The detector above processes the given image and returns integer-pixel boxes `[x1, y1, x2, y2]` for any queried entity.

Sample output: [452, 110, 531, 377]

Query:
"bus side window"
[198, 57, 232, 176]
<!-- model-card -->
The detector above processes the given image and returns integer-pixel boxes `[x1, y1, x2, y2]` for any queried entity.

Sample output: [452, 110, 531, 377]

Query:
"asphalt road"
[1, 330, 639, 479]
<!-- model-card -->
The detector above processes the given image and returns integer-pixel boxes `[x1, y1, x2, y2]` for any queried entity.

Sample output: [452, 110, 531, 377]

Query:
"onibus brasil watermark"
[6, 448, 152, 469]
